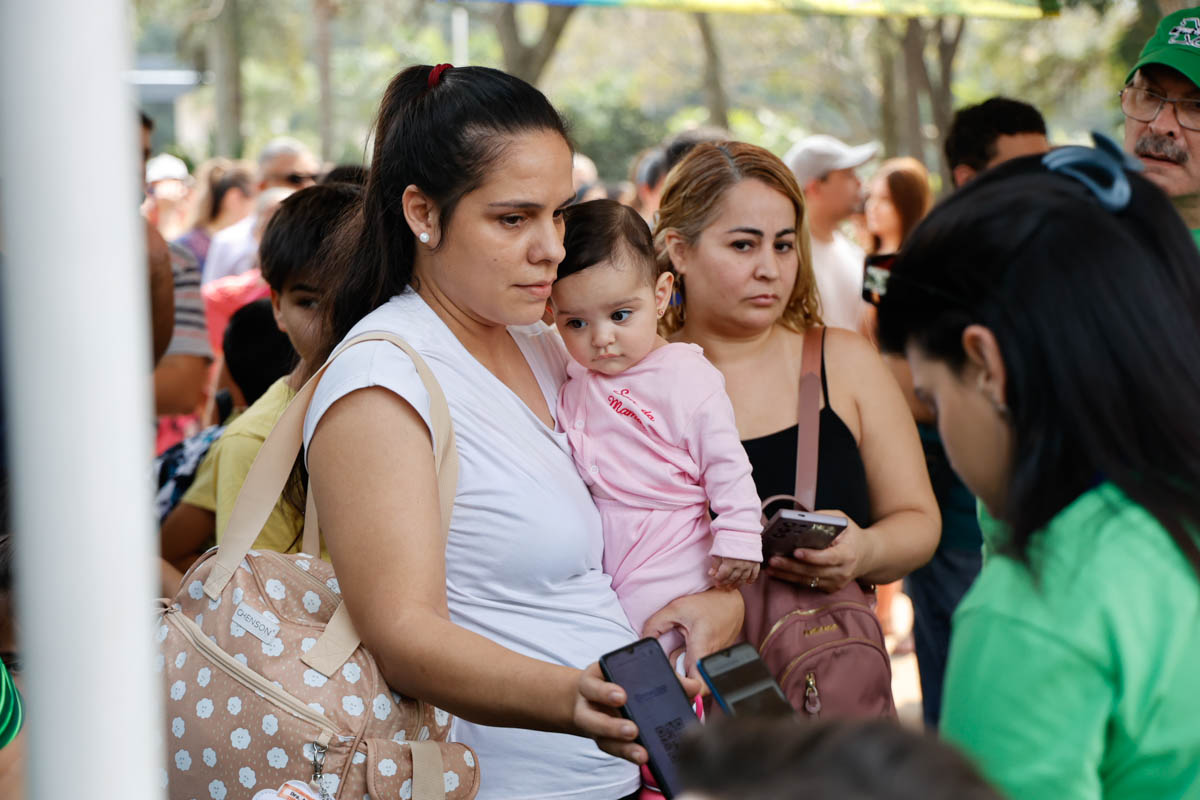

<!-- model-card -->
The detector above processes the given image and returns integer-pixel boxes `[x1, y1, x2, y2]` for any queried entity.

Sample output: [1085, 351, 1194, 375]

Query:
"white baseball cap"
[145, 153, 190, 184]
[785, 135, 879, 186]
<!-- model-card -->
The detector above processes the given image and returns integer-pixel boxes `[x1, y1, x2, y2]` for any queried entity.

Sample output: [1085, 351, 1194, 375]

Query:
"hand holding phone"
[571, 662, 643, 764]
[599, 638, 701, 798]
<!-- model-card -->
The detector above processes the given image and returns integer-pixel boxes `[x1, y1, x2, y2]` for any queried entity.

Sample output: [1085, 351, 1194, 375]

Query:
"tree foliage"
[133, 0, 1146, 184]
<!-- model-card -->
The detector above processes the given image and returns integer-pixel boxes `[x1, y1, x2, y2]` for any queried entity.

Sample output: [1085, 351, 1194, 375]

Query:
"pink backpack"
[158, 332, 480, 800]
[740, 327, 896, 719]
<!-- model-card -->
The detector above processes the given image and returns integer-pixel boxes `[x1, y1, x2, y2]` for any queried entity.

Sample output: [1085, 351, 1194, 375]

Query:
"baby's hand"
[710, 556, 761, 588]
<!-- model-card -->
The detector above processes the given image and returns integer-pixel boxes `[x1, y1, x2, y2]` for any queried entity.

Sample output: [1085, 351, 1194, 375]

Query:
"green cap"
[1127, 9, 1200, 86]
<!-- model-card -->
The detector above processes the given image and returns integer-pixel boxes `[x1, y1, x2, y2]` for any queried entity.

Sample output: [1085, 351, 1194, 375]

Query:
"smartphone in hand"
[762, 509, 848, 556]
[698, 643, 793, 718]
[599, 638, 699, 799]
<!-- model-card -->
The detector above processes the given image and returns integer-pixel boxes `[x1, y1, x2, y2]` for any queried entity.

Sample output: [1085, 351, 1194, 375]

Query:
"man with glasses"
[1123, 8, 1200, 246]
[202, 137, 319, 284]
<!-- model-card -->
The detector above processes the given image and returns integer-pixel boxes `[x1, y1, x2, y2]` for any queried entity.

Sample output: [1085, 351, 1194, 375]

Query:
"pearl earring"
[419, 232, 431, 244]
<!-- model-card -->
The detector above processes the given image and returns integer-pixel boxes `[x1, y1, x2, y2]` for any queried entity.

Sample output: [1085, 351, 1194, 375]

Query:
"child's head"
[223, 299, 297, 406]
[259, 183, 363, 362]
[552, 199, 673, 375]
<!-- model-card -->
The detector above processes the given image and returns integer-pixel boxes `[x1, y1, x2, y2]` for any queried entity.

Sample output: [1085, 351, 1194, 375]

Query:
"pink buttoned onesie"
[559, 342, 764, 658]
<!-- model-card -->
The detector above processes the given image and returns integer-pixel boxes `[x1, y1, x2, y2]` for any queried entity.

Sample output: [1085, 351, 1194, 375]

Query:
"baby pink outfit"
[559, 342, 763, 656]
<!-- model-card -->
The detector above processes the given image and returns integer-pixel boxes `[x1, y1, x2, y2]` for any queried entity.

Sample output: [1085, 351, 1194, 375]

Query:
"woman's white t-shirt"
[302, 290, 640, 800]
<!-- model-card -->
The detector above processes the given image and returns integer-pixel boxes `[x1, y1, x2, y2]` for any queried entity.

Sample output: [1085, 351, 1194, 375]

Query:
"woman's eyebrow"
[775, 227, 797, 237]
[488, 200, 542, 209]
[725, 226, 764, 236]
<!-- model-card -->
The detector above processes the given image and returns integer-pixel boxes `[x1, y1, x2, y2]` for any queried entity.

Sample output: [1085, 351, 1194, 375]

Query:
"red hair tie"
[428, 63, 453, 88]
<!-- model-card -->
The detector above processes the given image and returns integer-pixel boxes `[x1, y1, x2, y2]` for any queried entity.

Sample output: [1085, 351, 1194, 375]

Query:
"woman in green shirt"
[875, 139, 1200, 800]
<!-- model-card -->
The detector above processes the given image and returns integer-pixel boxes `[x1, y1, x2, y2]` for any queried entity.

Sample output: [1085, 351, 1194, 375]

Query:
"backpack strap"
[757, 326, 825, 520]
[793, 326, 825, 512]
[202, 330, 459, 677]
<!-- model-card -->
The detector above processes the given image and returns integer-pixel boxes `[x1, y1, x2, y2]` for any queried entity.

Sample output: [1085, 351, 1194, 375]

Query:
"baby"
[553, 199, 763, 661]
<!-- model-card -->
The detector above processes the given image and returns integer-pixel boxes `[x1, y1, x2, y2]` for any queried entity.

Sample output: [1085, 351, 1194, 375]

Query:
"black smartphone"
[762, 509, 849, 556]
[862, 252, 898, 306]
[599, 637, 699, 799]
[698, 643, 793, 717]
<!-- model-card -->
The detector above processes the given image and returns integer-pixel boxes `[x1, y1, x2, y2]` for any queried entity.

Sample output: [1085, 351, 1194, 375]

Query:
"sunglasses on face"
[270, 172, 319, 187]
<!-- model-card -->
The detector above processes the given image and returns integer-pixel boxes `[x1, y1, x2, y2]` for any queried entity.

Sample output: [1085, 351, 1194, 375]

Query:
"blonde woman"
[656, 141, 939, 599]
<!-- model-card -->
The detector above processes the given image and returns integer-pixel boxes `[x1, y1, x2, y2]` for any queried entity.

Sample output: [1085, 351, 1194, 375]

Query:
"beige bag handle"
[203, 330, 459, 677]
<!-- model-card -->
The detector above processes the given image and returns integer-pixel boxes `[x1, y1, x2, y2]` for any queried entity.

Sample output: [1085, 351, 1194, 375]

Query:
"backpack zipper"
[804, 673, 822, 717]
[778, 635, 891, 689]
[758, 601, 879, 654]
[163, 606, 336, 745]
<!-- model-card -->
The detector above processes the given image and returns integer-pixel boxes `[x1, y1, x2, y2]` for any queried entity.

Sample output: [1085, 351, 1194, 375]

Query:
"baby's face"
[552, 258, 669, 376]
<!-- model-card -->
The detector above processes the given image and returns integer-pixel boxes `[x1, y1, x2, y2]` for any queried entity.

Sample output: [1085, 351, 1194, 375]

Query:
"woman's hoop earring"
[419, 232, 431, 244]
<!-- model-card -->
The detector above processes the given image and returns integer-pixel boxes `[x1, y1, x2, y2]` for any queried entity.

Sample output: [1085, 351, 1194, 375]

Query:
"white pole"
[452, 7, 470, 67]
[0, 1, 164, 798]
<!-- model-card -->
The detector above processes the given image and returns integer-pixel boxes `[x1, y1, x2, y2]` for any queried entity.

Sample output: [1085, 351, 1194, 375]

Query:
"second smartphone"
[698, 642, 793, 718]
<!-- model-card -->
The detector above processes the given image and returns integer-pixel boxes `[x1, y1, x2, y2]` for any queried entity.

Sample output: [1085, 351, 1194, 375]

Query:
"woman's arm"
[307, 387, 650, 760]
[770, 329, 939, 589]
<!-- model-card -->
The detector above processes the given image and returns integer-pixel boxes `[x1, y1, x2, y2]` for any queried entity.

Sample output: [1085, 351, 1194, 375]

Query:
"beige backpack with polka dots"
[158, 332, 479, 800]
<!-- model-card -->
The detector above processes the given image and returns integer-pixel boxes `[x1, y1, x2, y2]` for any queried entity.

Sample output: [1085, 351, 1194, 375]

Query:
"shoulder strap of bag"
[792, 326, 825, 512]
[202, 330, 459, 676]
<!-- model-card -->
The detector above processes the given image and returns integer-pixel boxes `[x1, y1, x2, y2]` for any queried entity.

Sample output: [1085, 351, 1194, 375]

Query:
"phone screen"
[699, 645, 792, 718]
[862, 252, 897, 306]
[600, 638, 698, 798]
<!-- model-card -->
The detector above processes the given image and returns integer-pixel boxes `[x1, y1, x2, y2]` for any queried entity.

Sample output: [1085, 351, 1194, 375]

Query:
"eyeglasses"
[1119, 86, 1200, 132]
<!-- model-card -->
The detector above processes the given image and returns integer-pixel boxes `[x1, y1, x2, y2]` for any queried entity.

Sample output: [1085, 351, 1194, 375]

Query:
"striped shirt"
[164, 242, 213, 360]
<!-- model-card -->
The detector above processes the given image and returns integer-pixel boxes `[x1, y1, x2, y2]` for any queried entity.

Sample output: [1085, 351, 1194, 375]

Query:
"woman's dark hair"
[559, 199, 657, 284]
[679, 718, 1002, 800]
[317, 65, 569, 362]
[877, 154, 1200, 576]
[320, 164, 369, 186]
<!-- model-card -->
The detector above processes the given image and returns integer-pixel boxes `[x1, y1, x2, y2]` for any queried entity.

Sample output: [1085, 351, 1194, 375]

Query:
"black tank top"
[740, 336, 872, 527]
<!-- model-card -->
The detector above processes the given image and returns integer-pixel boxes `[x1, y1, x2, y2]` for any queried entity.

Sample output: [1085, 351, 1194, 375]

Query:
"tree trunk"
[314, 0, 335, 163]
[877, 20, 900, 158]
[494, 4, 578, 86]
[208, 0, 242, 157]
[902, 18, 926, 162]
[911, 16, 964, 188]
[695, 12, 730, 130]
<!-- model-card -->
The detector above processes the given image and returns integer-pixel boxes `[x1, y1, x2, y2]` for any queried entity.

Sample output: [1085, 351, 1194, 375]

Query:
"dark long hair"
[316, 65, 569, 362]
[877, 155, 1200, 576]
